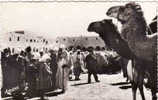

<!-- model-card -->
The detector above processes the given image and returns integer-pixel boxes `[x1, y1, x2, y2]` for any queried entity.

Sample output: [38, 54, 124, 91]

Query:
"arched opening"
[12, 48, 14, 54]
[36, 49, 38, 52]
[17, 36, 20, 41]
[9, 37, 12, 41]
[30, 39, 32, 42]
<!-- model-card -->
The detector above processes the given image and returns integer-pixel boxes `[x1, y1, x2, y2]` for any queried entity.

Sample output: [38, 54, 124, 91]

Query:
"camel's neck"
[99, 30, 133, 59]
[121, 17, 147, 42]
[121, 17, 156, 61]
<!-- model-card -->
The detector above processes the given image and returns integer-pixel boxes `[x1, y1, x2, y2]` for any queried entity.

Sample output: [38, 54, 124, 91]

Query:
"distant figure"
[56, 47, 71, 93]
[73, 50, 83, 80]
[2, 48, 25, 99]
[25, 46, 37, 97]
[85, 47, 100, 83]
[49, 49, 58, 90]
[1, 48, 10, 97]
[68, 51, 73, 80]
[38, 50, 52, 100]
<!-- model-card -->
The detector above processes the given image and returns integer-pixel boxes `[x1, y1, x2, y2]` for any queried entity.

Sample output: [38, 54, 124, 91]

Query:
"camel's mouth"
[87, 27, 93, 32]
[87, 25, 100, 36]
[87, 23, 95, 32]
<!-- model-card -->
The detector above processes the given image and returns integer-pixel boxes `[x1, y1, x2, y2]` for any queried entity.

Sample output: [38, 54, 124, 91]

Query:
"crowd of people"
[1, 45, 120, 100]
[1, 45, 72, 99]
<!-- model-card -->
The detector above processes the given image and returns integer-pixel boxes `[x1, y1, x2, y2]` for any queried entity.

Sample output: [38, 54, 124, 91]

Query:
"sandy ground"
[29, 73, 154, 100]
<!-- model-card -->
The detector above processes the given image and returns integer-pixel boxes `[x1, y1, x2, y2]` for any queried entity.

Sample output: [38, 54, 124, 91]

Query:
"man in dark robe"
[49, 50, 58, 90]
[85, 47, 100, 83]
[25, 46, 37, 97]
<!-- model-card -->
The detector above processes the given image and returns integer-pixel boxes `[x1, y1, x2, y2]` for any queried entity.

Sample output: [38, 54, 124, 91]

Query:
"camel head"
[87, 19, 116, 36]
[106, 2, 143, 23]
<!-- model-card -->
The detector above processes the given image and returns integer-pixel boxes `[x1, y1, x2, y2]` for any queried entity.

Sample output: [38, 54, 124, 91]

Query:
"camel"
[88, 19, 133, 59]
[87, 19, 131, 77]
[107, 2, 157, 100]
[87, 19, 147, 100]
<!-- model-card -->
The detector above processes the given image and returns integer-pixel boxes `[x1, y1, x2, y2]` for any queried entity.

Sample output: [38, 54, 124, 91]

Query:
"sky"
[0, 1, 157, 38]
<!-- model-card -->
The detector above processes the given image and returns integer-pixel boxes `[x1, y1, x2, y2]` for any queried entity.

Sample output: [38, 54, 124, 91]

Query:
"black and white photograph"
[0, 0, 157, 100]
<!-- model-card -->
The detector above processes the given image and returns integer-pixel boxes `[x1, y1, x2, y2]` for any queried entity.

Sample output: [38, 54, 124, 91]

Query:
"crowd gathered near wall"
[1, 45, 123, 99]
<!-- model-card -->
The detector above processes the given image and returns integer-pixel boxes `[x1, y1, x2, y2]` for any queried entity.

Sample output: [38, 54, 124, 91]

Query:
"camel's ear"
[102, 19, 112, 24]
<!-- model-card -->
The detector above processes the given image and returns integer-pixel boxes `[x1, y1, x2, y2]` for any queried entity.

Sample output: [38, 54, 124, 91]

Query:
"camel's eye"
[105, 19, 112, 24]
[119, 7, 125, 12]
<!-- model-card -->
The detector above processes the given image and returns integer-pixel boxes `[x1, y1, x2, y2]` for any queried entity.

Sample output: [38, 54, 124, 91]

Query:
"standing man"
[25, 46, 37, 97]
[49, 48, 58, 90]
[85, 47, 100, 83]
[56, 45, 71, 93]
[73, 50, 82, 80]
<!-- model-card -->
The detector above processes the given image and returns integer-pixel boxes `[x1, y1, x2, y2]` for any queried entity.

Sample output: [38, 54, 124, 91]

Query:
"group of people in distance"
[1, 45, 105, 99]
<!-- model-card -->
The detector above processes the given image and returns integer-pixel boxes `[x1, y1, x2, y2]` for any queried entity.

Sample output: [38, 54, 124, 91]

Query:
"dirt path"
[30, 73, 153, 100]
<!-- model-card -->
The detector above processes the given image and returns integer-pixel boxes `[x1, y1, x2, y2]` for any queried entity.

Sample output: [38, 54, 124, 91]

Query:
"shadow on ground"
[111, 82, 130, 86]
[45, 90, 64, 97]
[71, 82, 95, 86]
[2, 90, 64, 100]
[119, 85, 132, 89]
[110, 81, 131, 90]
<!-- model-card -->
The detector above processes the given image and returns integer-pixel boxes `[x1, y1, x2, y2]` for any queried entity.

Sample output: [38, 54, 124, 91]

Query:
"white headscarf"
[14, 47, 21, 54]
[59, 44, 66, 49]
[39, 53, 51, 62]
[33, 52, 40, 60]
